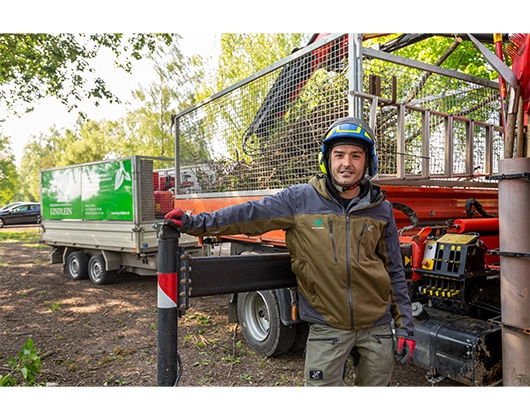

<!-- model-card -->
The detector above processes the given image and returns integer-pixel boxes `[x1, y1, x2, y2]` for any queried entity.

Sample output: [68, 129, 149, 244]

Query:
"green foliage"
[46, 302, 62, 312]
[368, 34, 497, 80]
[115, 38, 212, 161]
[14, 35, 212, 197]
[0, 338, 43, 386]
[214, 33, 310, 161]
[6, 33, 501, 201]
[0, 134, 19, 206]
[0, 33, 173, 116]
[216, 33, 310, 91]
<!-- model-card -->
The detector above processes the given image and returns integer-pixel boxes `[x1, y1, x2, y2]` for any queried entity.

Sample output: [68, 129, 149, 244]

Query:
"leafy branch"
[0, 338, 43, 386]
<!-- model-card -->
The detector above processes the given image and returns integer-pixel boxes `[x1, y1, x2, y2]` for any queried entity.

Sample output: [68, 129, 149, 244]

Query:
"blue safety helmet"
[318, 117, 378, 178]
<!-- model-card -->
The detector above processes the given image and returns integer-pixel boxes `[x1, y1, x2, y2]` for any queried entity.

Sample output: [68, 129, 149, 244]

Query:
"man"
[166, 117, 415, 386]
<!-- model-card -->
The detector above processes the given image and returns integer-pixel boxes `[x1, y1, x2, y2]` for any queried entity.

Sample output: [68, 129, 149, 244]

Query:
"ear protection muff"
[318, 151, 328, 174]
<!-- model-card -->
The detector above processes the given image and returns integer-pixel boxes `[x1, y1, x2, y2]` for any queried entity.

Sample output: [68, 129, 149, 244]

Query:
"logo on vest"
[311, 218, 325, 230]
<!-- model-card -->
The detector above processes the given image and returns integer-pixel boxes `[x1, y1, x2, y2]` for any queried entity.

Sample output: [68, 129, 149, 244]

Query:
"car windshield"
[0, 202, 23, 211]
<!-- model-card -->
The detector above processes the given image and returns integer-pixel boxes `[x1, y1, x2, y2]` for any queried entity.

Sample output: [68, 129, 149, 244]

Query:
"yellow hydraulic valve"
[419, 286, 461, 298]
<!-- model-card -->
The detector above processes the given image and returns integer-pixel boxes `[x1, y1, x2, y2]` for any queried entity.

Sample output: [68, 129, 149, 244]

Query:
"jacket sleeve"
[378, 201, 415, 336]
[178, 187, 299, 237]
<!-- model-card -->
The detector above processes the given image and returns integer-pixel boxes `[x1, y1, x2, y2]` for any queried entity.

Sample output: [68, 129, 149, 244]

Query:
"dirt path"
[0, 226, 460, 387]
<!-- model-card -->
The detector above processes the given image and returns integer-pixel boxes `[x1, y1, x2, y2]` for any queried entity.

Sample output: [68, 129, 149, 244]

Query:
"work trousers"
[304, 323, 395, 386]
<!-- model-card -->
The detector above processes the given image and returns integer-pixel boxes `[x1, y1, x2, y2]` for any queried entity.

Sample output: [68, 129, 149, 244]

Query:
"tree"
[212, 33, 310, 163]
[15, 35, 215, 197]
[17, 129, 63, 202]
[0, 33, 173, 116]
[58, 119, 120, 166]
[216, 33, 310, 91]
[115, 38, 213, 163]
[0, 134, 19, 205]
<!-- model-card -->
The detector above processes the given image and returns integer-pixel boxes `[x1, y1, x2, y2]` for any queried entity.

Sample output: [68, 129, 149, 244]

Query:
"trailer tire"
[237, 290, 296, 357]
[66, 251, 89, 280]
[88, 254, 116, 285]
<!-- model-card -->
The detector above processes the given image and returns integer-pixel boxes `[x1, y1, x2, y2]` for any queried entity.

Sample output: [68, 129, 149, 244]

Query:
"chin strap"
[332, 176, 370, 193]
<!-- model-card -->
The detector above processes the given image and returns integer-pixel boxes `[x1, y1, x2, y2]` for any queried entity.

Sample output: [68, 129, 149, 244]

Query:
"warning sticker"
[437, 234, 477, 244]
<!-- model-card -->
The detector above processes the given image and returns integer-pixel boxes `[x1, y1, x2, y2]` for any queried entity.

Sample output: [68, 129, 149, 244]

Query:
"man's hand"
[395, 336, 416, 364]
[165, 208, 184, 229]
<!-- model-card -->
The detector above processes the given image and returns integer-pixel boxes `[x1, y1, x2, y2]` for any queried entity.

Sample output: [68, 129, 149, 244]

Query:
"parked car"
[0, 202, 41, 228]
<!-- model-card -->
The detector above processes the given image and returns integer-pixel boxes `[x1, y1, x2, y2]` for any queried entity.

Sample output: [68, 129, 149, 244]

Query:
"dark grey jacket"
[179, 175, 414, 336]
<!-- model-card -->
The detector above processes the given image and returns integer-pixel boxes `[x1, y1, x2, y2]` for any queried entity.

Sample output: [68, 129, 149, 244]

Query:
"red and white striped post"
[157, 223, 180, 386]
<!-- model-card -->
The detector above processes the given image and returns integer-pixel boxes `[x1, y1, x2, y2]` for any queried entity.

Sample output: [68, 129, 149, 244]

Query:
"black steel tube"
[184, 253, 297, 298]
[156, 224, 180, 386]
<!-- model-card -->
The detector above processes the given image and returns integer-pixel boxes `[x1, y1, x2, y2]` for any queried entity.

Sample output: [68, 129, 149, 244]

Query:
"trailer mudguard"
[101, 250, 123, 271]
[276, 287, 302, 326]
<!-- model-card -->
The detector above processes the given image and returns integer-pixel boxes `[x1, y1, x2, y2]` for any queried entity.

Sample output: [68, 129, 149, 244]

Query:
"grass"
[0, 229, 46, 266]
[0, 229, 40, 243]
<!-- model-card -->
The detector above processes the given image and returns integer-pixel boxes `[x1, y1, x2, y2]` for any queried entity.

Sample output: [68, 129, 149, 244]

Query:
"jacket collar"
[309, 175, 384, 209]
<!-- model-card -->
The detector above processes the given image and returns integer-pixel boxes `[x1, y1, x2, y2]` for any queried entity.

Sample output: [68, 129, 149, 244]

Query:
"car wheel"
[0, 218, 4, 228]
[88, 254, 116, 285]
[66, 251, 89, 280]
[237, 290, 296, 357]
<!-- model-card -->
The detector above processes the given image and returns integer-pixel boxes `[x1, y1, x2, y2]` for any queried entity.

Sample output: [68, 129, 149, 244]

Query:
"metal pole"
[173, 115, 181, 195]
[348, 33, 363, 118]
[498, 158, 530, 386]
[156, 223, 180, 386]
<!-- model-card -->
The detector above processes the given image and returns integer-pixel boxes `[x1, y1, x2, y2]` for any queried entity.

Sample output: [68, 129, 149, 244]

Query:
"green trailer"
[40, 156, 198, 285]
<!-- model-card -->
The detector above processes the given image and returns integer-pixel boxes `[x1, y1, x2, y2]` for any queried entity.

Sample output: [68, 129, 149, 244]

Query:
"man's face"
[329, 144, 366, 187]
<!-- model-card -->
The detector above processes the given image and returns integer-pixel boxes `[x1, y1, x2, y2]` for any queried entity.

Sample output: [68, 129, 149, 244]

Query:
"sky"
[2, 33, 221, 166]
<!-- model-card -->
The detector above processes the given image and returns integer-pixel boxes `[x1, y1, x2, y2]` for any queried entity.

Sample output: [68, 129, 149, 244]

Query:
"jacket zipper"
[372, 334, 393, 343]
[328, 219, 338, 262]
[357, 221, 367, 262]
[346, 215, 354, 329]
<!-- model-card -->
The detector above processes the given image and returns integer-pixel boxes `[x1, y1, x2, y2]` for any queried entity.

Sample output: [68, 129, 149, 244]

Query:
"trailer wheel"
[66, 251, 89, 280]
[88, 254, 115, 285]
[237, 290, 296, 357]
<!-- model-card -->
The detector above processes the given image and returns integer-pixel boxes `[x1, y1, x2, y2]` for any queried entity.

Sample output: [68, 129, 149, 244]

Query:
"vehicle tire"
[0, 218, 4, 228]
[88, 254, 116, 285]
[66, 251, 89, 280]
[36, 215, 42, 224]
[237, 290, 296, 357]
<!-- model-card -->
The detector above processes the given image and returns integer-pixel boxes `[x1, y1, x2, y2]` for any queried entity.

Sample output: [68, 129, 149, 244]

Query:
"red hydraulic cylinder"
[452, 218, 499, 233]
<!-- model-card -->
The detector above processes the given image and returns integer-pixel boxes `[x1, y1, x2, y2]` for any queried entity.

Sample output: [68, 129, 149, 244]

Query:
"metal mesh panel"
[362, 53, 502, 183]
[175, 34, 502, 193]
[429, 113, 447, 176]
[140, 158, 155, 222]
[138, 157, 175, 222]
[176, 35, 350, 193]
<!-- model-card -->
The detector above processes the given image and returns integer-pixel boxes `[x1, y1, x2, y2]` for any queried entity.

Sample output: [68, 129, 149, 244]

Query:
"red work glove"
[165, 208, 184, 229]
[395, 335, 416, 364]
